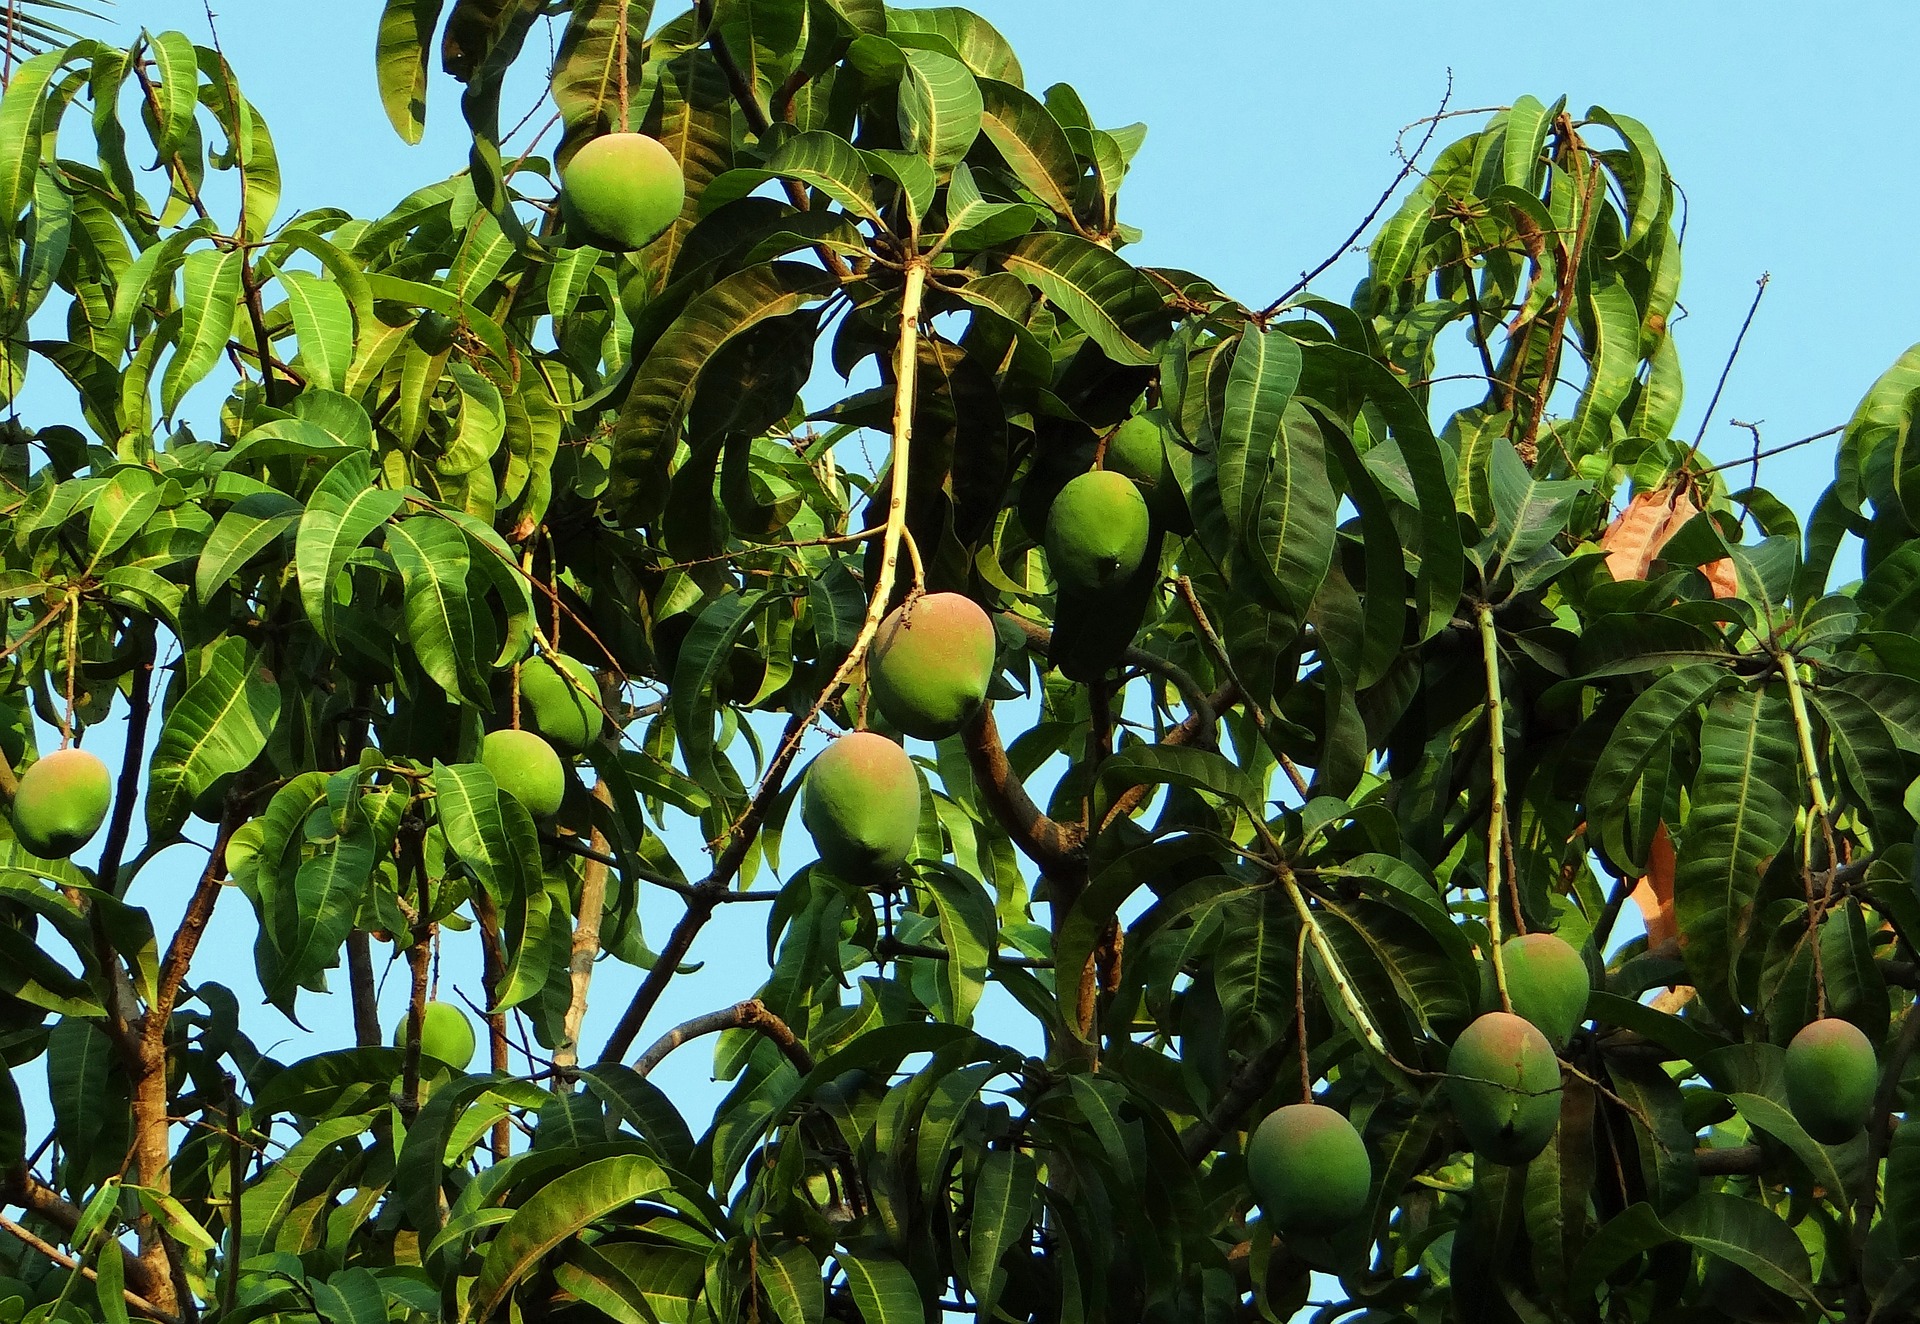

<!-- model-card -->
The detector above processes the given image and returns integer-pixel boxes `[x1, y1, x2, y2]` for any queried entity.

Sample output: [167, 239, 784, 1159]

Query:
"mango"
[561, 133, 685, 250]
[1499, 933, 1591, 1048]
[10, 748, 111, 859]
[1104, 411, 1190, 531]
[1246, 1103, 1372, 1236]
[520, 652, 602, 754]
[481, 729, 565, 818]
[393, 1000, 478, 1071]
[1447, 1010, 1562, 1164]
[801, 732, 920, 878]
[869, 593, 997, 740]
[1045, 470, 1150, 592]
[1785, 1017, 1877, 1144]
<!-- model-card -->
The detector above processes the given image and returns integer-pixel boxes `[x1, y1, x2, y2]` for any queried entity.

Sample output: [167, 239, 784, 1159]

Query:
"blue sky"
[18, 0, 1920, 1190]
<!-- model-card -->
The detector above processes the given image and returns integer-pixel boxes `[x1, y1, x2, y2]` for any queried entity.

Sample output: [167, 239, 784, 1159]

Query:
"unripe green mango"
[869, 593, 997, 740]
[1045, 470, 1150, 592]
[1246, 1103, 1372, 1235]
[1104, 411, 1192, 533]
[1499, 933, 1591, 1048]
[801, 732, 920, 878]
[1785, 1017, 1877, 1144]
[561, 133, 686, 251]
[520, 652, 602, 754]
[10, 748, 111, 859]
[1446, 1010, 1562, 1164]
[481, 729, 566, 818]
[393, 1000, 478, 1071]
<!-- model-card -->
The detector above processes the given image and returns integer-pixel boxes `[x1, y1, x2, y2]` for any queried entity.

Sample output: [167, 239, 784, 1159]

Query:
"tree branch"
[633, 998, 813, 1080]
[556, 783, 613, 1073]
[996, 612, 1215, 741]
[3, 1169, 162, 1299]
[959, 704, 1085, 885]
[0, 1215, 177, 1324]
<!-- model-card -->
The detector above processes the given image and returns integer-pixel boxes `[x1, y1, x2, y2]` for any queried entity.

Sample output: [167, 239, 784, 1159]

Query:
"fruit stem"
[1294, 921, 1312, 1104]
[1477, 603, 1515, 1012]
[1777, 645, 1832, 1017]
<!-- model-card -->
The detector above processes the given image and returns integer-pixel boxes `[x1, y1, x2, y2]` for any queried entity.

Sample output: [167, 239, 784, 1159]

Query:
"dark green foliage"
[0, 10, 1912, 1322]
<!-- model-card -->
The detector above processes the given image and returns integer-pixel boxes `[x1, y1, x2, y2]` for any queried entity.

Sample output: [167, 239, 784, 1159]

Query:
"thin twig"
[1685, 273, 1770, 465]
[1259, 70, 1453, 318]
[1694, 424, 1842, 475]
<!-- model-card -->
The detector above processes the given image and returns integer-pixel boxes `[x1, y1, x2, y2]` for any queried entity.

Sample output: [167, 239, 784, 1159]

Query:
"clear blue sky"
[22, 0, 1920, 1146]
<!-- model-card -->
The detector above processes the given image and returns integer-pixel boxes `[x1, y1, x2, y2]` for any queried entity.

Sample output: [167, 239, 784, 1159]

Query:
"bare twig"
[1685, 273, 1770, 465]
[633, 998, 814, 1080]
[1259, 70, 1453, 318]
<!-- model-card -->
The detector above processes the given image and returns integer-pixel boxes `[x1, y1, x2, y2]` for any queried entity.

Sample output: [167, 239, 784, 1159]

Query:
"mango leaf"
[1674, 685, 1799, 1011]
[897, 47, 982, 174]
[1585, 663, 1731, 870]
[1214, 327, 1302, 550]
[966, 1148, 1036, 1319]
[551, 0, 652, 133]
[386, 515, 487, 707]
[196, 491, 300, 599]
[836, 1253, 921, 1324]
[161, 246, 244, 416]
[376, 0, 448, 143]
[295, 452, 404, 641]
[976, 77, 1080, 222]
[468, 1154, 670, 1321]
[1001, 231, 1167, 367]
[280, 269, 355, 392]
[916, 862, 995, 1026]
[610, 262, 833, 518]
[146, 634, 281, 836]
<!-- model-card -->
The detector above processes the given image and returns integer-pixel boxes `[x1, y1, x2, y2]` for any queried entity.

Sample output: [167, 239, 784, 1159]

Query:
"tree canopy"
[0, 3, 1916, 1322]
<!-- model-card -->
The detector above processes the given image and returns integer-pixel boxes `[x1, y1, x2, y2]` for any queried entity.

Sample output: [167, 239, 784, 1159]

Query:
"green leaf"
[195, 491, 300, 599]
[610, 262, 833, 519]
[1674, 686, 1800, 1008]
[280, 269, 354, 392]
[705, 130, 881, 223]
[1725, 1092, 1849, 1208]
[555, 1243, 664, 1324]
[1243, 399, 1335, 618]
[161, 246, 244, 416]
[836, 1253, 921, 1324]
[1662, 1192, 1816, 1302]
[1214, 327, 1302, 551]
[712, 0, 805, 107]
[976, 77, 1079, 221]
[966, 1148, 1035, 1319]
[551, 0, 652, 134]
[312, 1269, 388, 1324]
[86, 468, 160, 570]
[264, 813, 377, 1011]
[375, 0, 447, 143]
[146, 634, 281, 837]
[755, 1243, 823, 1324]
[1501, 94, 1559, 193]
[295, 452, 404, 641]
[916, 862, 995, 1026]
[386, 516, 486, 706]
[468, 1154, 670, 1321]
[1585, 663, 1731, 870]
[1567, 271, 1641, 461]
[149, 30, 202, 159]
[1587, 105, 1667, 250]
[0, 51, 67, 251]
[1000, 231, 1166, 367]
[898, 47, 982, 174]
